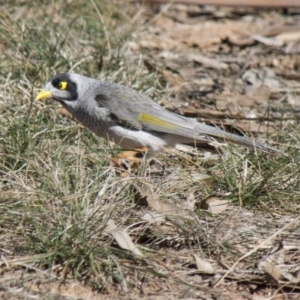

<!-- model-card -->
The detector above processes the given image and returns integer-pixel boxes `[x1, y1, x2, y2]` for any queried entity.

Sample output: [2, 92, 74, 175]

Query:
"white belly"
[109, 126, 168, 153]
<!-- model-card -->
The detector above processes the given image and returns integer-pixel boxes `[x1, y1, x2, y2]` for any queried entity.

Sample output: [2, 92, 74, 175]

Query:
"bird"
[35, 73, 283, 163]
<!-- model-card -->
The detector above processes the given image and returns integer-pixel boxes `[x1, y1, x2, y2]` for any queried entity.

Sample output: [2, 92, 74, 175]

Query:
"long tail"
[194, 122, 285, 155]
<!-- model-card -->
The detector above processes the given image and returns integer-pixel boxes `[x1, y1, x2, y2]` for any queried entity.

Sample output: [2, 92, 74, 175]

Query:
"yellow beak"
[35, 90, 52, 101]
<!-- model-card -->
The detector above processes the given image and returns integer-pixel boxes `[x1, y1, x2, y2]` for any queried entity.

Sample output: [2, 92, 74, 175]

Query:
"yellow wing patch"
[138, 113, 178, 129]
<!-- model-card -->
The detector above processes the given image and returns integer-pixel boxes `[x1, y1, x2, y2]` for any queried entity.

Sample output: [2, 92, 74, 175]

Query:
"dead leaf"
[252, 34, 284, 47]
[185, 191, 196, 210]
[252, 296, 269, 300]
[247, 85, 271, 104]
[216, 94, 256, 109]
[139, 37, 173, 50]
[257, 242, 285, 283]
[276, 30, 300, 43]
[258, 260, 281, 282]
[227, 35, 255, 46]
[285, 39, 300, 54]
[160, 69, 185, 89]
[105, 220, 144, 257]
[201, 197, 228, 214]
[145, 193, 181, 215]
[153, 16, 174, 29]
[192, 254, 215, 274]
[188, 53, 228, 70]
[210, 274, 224, 287]
[261, 25, 300, 37]
[177, 66, 197, 79]
[142, 212, 165, 224]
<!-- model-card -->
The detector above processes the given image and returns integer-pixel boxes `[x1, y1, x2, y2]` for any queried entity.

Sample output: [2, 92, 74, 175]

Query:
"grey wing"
[95, 90, 234, 139]
[94, 87, 282, 154]
[95, 92, 150, 130]
[94, 89, 197, 135]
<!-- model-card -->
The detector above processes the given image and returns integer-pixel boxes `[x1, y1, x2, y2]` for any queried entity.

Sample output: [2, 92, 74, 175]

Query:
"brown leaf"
[185, 191, 196, 210]
[153, 16, 174, 29]
[216, 94, 256, 109]
[275, 30, 300, 43]
[252, 34, 284, 47]
[188, 53, 228, 70]
[192, 254, 215, 274]
[201, 197, 228, 214]
[145, 193, 181, 215]
[248, 85, 271, 104]
[105, 220, 143, 257]
[257, 242, 285, 283]
[258, 260, 281, 282]
[140, 37, 173, 50]
[260, 25, 300, 37]
[285, 39, 300, 54]
[177, 66, 198, 79]
[142, 212, 165, 224]
[227, 35, 255, 46]
[160, 69, 185, 89]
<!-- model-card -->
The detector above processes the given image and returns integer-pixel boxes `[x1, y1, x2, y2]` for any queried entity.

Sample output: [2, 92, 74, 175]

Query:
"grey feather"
[92, 82, 282, 154]
[40, 73, 284, 155]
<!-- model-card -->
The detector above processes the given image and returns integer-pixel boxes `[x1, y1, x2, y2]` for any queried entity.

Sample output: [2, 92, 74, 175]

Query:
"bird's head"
[35, 73, 81, 103]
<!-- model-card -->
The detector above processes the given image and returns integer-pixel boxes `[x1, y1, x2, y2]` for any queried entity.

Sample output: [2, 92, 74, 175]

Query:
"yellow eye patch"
[58, 81, 68, 90]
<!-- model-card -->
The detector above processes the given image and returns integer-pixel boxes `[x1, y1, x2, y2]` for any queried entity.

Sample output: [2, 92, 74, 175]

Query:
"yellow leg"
[111, 147, 149, 173]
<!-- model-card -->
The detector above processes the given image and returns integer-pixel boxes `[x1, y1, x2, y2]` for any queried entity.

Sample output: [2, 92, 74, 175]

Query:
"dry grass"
[0, 1, 300, 299]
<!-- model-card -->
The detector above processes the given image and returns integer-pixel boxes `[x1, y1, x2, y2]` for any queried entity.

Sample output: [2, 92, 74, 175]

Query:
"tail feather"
[193, 122, 285, 155]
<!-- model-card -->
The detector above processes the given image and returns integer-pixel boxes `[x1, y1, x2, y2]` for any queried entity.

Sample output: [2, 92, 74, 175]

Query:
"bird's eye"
[58, 81, 68, 90]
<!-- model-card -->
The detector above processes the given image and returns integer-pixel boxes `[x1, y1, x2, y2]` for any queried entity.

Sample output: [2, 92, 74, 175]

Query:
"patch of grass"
[210, 146, 300, 213]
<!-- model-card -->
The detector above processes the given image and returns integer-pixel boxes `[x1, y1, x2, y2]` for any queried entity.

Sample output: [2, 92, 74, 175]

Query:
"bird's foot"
[111, 147, 149, 176]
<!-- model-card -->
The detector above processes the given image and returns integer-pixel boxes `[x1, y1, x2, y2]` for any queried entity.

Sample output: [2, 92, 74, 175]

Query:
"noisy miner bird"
[36, 73, 283, 163]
